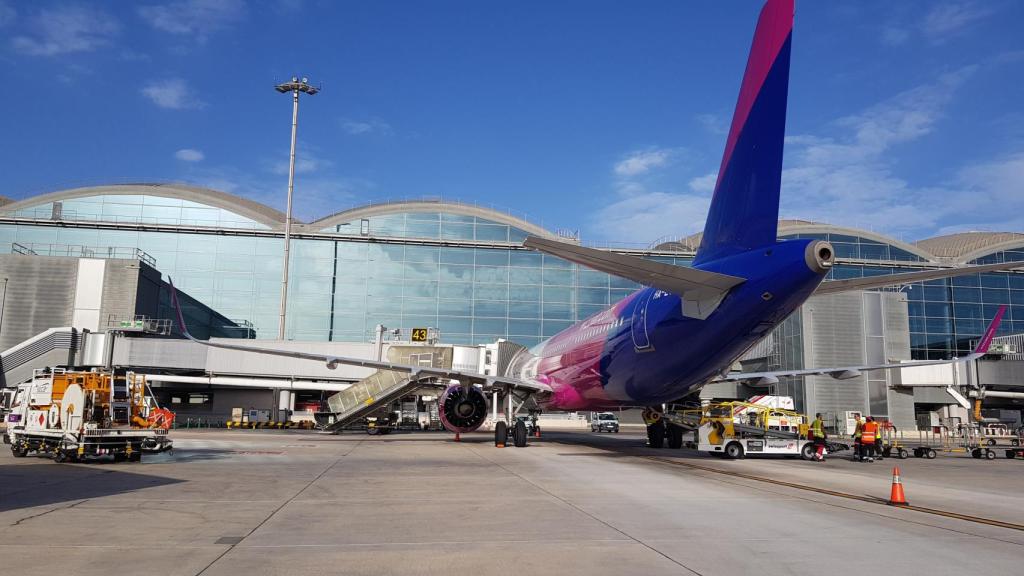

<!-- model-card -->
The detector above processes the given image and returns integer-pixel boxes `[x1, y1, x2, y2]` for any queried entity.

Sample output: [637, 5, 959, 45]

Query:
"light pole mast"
[274, 76, 319, 340]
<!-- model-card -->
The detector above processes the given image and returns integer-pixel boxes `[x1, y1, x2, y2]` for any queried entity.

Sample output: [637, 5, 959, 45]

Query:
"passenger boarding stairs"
[1, 327, 85, 387]
[315, 345, 453, 433]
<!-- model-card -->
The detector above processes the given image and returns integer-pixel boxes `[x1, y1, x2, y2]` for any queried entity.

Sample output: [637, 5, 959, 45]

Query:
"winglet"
[168, 277, 197, 341]
[973, 305, 1007, 355]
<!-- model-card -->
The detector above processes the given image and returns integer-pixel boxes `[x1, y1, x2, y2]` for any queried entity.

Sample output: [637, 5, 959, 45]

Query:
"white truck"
[3, 368, 172, 463]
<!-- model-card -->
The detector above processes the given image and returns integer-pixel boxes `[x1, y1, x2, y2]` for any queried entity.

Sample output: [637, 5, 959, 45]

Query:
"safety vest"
[811, 419, 825, 438]
[862, 421, 878, 443]
[854, 420, 863, 439]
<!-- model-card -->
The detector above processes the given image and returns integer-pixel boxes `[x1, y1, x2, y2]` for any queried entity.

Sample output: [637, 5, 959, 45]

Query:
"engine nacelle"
[439, 385, 488, 433]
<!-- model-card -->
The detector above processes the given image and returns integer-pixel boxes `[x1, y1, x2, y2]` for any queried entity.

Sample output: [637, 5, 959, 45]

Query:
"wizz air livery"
[173, 0, 1015, 447]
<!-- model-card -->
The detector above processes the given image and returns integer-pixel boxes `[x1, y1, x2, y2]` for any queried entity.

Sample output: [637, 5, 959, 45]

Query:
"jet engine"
[438, 385, 488, 433]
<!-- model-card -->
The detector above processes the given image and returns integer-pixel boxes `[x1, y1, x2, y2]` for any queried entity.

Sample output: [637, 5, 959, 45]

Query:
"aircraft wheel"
[724, 442, 744, 460]
[646, 420, 664, 449]
[513, 420, 528, 447]
[495, 421, 508, 446]
[667, 424, 683, 449]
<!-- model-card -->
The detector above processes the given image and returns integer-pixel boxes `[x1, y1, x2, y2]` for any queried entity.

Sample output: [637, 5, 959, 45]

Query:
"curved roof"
[306, 199, 559, 239]
[915, 232, 1024, 263]
[1, 183, 287, 229]
[658, 219, 936, 262]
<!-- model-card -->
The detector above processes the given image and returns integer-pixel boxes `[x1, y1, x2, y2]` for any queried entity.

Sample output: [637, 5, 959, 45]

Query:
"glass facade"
[2, 190, 1021, 358]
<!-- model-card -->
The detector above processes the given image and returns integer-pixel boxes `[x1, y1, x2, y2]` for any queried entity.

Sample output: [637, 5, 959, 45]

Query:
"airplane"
[170, 0, 1017, 448]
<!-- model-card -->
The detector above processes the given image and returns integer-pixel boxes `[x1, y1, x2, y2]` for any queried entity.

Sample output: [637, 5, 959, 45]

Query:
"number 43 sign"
[411, 328, 428, 342]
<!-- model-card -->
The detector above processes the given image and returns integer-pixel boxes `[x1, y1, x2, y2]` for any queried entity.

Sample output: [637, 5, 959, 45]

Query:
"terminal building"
[1, 183, 1022, 429]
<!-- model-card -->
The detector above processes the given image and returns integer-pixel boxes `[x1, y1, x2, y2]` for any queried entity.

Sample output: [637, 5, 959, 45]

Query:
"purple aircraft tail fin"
[695, 0, 794, 265]
[973, 305, 1007, 355]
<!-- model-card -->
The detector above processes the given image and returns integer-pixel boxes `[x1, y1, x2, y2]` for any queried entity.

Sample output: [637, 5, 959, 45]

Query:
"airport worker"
[810, 413, 827, 461]
[852, 414, 863, 461]
[861, 416, 878, 462]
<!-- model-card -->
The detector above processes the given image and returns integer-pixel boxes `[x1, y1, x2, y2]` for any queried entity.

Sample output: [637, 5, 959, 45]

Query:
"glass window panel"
[543, 302, 573, 320]
[1008, 275, 1024, 289]
[405, 220, 440, 238]
[1011, 290, 1024, 305]
[952, 274, 980, 287]
[951, 287, 980, 303]
[831, 266, 862, 279]
[438, 282, 473, 299]
[402, 316, 438, 331]
[922, 284, 949, 301]
[909, 316, 927, 333]
[609, 276, 639, 290]
[982, 304, 1005, 319]
[925, 318, 952, 333]
[439, 264, 475, 282]
[907, 301, 925, 317]
[509, 267, 542, 284]
[404, 245, 439, 263]
[366, 315, 401, 332]
[542, 269, 573, 286]
[610, 289, 636, 302]
[474, 266, 508, 283]
[924, 302, 952, 317]
[403, 261, 439, 280]
[579, 270, 609, 287]
[543, 320, 573, 337]
[437, 317, 472, 333]
[439, 299, 472, 315]
[508, 301, 541, 318]
[474, 300, 508, 317]
[576, 304, 606, 319]
[440, 247, 475, 264]
[543, 286, 572, 302]
[578, 287, 609, 305]
[441, 223, 475, 240]
[333, 295, 366, 314]
[474, 318, 506, 334]
[509, 228, 528, 243]
[508, 319, 540, 336]
[542, 255, 572, 269]
[981, 288, 1008, 305]
[509, 252, 542, 267]
[404, 281, 438, 298]
[474, 284, 508, 300]
[953, 302, 983, 319]
[335, 241, 367, 260]
[510, 285, 541, 301]
[980, 274, 1009, 289]
[368, 282, 403, 297]
[476, 249, 509, 266]
[441, 212, 475, 223]
[475, 224, 509, 241]
[370, 260, 406, 278]
[334, 279, 366, 295]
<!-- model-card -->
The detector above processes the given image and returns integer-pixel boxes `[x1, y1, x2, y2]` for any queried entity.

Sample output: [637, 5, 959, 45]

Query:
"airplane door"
[631, 289, 655, 351]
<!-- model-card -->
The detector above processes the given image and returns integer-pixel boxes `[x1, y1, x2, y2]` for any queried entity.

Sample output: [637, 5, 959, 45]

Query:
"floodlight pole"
[274, 77, 319, 340]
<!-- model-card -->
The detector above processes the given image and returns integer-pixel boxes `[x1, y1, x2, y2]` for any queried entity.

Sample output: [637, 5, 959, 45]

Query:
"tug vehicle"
[3, 368, 173, 462]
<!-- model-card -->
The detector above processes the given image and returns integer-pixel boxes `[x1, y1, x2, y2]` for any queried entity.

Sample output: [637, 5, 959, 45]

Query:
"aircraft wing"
[814, 261, 1023, 295]
[716, 306, 1006, 386]
[523, 236, 745, 319]
[168, 279, 551, 394]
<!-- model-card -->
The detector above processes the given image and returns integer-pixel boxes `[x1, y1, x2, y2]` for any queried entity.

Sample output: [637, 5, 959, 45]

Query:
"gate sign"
[411, 328, 428, 342]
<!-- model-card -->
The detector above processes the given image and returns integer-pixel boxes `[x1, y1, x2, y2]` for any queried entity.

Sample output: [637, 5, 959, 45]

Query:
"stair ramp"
[315, 345, 453, 433]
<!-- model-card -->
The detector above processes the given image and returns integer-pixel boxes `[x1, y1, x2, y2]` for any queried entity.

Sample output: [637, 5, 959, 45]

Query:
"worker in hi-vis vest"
[810, 413, 827, 462]
[860, 417, 879, 463]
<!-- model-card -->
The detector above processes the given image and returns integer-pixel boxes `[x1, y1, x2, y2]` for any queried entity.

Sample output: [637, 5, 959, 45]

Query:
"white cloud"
[880, 25, 909, 46]
[270, 147, 332, 175]
[922, 2, 991, 42]
[340, 118, 393, 136]
[778, 66, 1001, 237]
[695, 113, 728, 136]
[688, 172, 718, 194]
[175, 148, 204, 162]
[591, 192, 711, 245]
[11, 5, 119, 56]
[613, 147, 677, 177]
[141, 78, 205, 110]
[138, 0, 245, 42]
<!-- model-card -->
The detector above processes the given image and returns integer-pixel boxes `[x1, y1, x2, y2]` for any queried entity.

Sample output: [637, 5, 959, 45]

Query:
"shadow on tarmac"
[0, 462, 183, 512]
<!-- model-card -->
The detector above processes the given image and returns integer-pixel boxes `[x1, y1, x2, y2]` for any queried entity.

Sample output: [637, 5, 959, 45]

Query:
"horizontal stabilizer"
[523, 236, 745, 319]
[814, 261, 1023, 295]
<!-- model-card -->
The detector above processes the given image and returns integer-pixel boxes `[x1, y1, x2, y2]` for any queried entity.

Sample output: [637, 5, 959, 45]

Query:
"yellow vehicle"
[689, 401, 817, 460]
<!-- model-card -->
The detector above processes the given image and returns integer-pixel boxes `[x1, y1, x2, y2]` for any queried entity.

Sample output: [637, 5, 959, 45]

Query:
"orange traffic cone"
[534, 427, 541, 438]
[454, 432, 461, 442]
[888, 466, 908, 506]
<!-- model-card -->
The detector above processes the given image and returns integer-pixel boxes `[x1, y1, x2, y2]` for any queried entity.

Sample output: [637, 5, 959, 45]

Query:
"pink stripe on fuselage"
[715, 0, 794, 187]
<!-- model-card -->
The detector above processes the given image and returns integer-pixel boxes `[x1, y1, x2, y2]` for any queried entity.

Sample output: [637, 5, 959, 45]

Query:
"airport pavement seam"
[466, 445, 706, 576]
[193, 438, 366, 576]
[8, 498, 90, 527]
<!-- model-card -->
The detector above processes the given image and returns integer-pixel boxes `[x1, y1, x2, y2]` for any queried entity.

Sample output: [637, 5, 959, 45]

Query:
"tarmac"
[1, 429, 1022, 576]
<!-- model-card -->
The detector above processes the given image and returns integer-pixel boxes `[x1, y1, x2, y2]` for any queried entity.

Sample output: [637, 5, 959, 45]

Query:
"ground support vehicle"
[671, 401, 847, 460]
[878, 423, 909, 459]
[591, 412, 620, 433]
[4, 369, 172, 463]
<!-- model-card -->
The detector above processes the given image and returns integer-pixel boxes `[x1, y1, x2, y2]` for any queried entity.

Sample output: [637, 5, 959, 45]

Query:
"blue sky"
[1, 0, 1022, 245]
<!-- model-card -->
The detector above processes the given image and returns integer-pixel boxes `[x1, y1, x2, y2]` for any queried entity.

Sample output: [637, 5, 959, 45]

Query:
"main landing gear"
[643, 406, 684, 450]
[493, 388, 535, 448]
